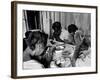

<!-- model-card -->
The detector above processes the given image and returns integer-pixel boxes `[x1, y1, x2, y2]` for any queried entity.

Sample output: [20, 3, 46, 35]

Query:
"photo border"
[11, 1, 98, 79]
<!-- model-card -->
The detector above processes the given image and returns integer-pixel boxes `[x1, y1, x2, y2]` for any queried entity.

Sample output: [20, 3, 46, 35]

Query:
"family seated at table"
[23, 21, 91, 69]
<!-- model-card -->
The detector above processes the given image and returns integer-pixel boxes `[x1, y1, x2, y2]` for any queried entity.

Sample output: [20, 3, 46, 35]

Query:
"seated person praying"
[51, 22, 64, 44]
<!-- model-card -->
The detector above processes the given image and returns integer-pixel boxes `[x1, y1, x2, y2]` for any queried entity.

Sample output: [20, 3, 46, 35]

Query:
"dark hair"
[25, 31, 32, 39]
[68, 24, 78, 33]
[52, 22, 61, 31]
[23, 31, 32, 51]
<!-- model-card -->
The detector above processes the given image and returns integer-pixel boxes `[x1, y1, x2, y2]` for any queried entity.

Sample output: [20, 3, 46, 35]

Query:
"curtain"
[23, 10, 91, 38]
[40, 11, 91, 36]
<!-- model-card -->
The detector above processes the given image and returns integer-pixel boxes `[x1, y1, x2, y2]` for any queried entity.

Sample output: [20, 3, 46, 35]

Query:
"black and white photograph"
[23, 10, 91, 69]
[11, 1, 97, 78]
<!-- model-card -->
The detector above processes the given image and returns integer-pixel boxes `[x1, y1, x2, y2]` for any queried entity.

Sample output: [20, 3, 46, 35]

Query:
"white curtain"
[39, 11, 91, 36]
[23, 11, 91, 37]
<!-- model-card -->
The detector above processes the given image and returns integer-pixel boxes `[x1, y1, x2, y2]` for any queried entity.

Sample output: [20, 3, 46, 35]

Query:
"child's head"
[68, 24, 78, 34]
[52, 22, 62, 31]
[26, 31, 48, 56]
[52, 22, 62, 36]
